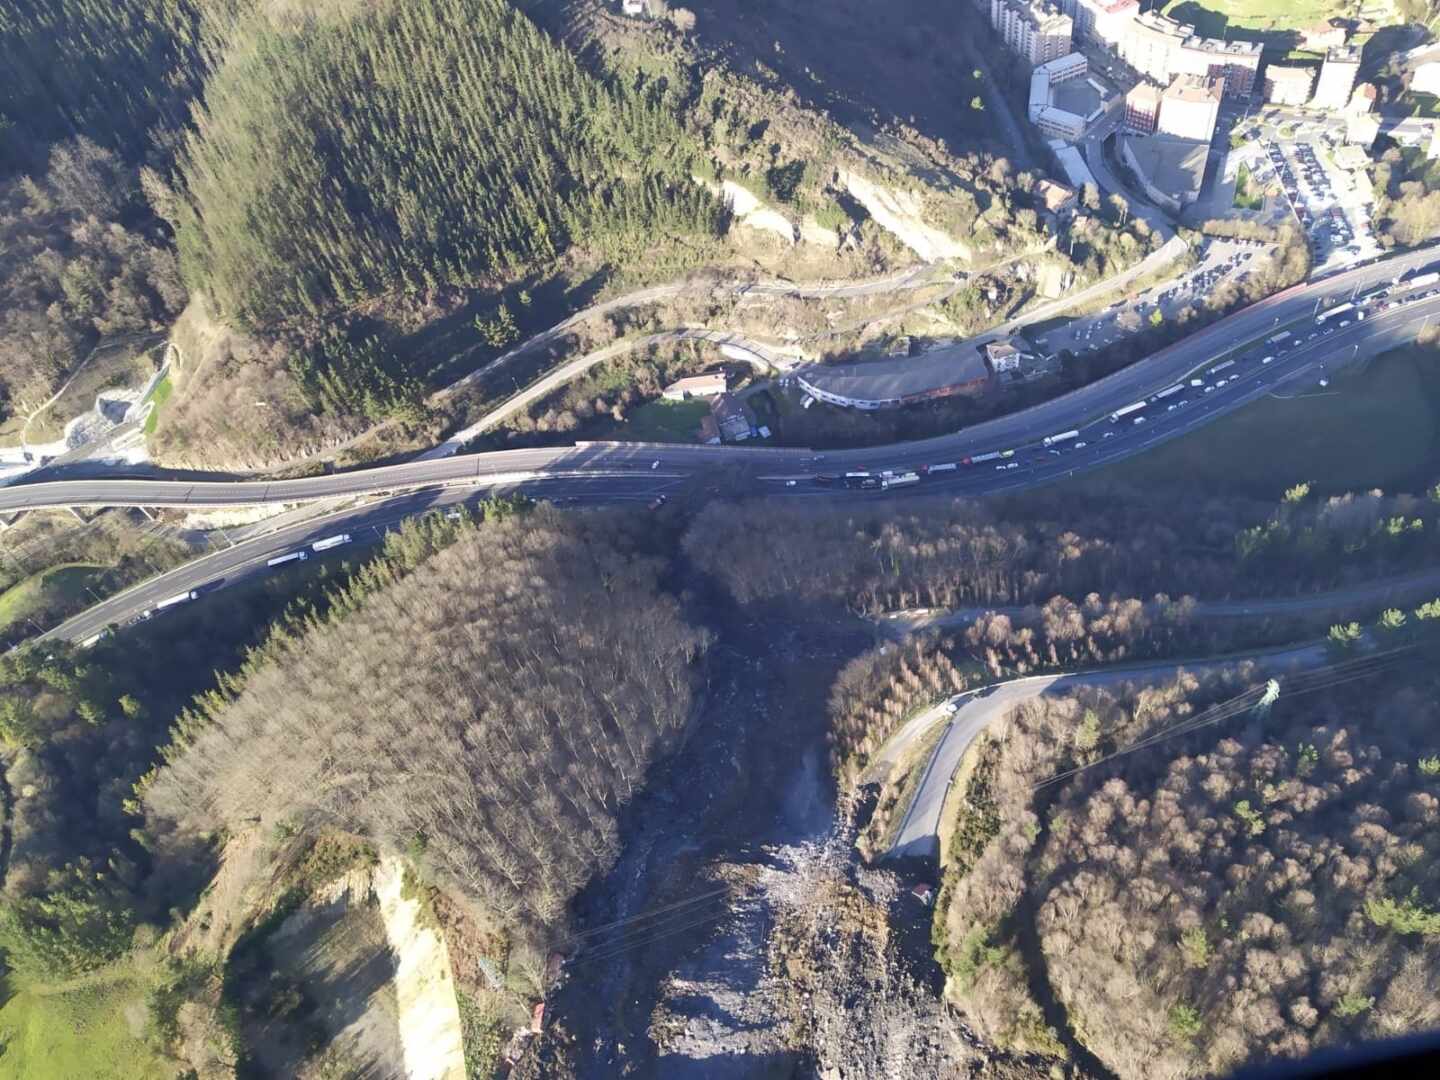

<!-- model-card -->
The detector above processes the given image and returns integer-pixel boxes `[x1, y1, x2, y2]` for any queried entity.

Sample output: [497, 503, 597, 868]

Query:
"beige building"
[1263, 64, 1316, 106]
[1312, 46, 1361, 111]
[1123, 81, 1162, 134]
[990, 0, 1073, 65]
[1158, 74, 1222, 143]
[1300, 21, 1348, 51]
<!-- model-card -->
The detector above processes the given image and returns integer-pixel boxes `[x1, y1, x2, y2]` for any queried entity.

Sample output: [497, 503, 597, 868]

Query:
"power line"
[1033, 647, 1416, 791]
[559, 885, 732, 945]
[568, 899, 738, 967]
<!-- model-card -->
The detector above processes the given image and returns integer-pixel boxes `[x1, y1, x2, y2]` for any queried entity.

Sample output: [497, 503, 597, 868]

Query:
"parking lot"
[1221, 106, 1382, 273]
[1262, 136, 1381, 271]
[1032, 238, 1264, 356]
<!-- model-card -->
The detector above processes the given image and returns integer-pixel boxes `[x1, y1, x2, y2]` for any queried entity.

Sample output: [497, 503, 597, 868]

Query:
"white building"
[1263, 64, 1316, 106]
[1158, 74, 1222, 143]
[661, 373, 727, 401]
[1028, 52, 1090, 142]
[990, 0, 1073, 65]
[1413, 60, 1440, 97]
[1313, 46, 1361, 111]
[1063, 0, 1138, 47]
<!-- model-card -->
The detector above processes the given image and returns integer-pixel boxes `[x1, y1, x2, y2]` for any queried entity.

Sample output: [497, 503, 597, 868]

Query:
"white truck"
[881, 471, 921, 490]
[1042, 430, 1080, 448]
[156, 590, 199, 611]
[267, 551, 309, 568]
[312, 533, 353, 552]
[1109, 401, 1147, 423]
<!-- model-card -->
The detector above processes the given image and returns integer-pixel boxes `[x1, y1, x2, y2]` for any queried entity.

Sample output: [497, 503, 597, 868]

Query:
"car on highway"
[650, 460, 660, 469]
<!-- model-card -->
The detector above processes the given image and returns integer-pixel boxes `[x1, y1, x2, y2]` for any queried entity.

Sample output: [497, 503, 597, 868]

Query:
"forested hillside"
[0, 138, 185, 422]
[684, 482, 1440, 616]
[0, 0, 221, 174]
[144, 506, 707, 936]
[933, 651, 1440, 1078]
[171, 0, 725, 330]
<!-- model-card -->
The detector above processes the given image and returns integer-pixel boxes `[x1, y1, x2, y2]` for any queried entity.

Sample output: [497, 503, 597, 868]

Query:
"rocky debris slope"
[645, 827, 1056, 1080]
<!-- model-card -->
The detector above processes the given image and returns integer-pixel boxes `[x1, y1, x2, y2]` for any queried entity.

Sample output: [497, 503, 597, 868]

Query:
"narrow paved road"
[878, 566, 1440, 639]
[882, 642, 1330, 861]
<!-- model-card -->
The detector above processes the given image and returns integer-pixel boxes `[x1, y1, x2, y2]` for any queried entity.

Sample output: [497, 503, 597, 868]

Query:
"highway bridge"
[15, 240, 1440, 645]
[4, 240, 1438, 515]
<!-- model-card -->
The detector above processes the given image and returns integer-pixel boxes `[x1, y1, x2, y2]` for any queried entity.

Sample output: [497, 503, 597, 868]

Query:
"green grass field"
[1084, 346, 1440, 500]
[615, 398, 710, 442]
[1164, 0, 1352, 35]
[141, 376, 173, 437]
[0, 968, 171, 1080]
[0, 564, 105, 635]
[1232, 164, 1264, 211]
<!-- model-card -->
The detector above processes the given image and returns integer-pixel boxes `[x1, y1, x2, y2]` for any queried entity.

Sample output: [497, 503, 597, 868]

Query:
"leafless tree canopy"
[0, 137, 184, 419]
[145, 509, 709, 937]
[684, 490, 1440, 619]
[935, 667, 1440, 1079]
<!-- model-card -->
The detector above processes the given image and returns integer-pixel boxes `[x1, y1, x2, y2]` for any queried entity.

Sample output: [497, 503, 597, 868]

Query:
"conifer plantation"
[172, 0, 726, 329]
[0, 0, 219, 173]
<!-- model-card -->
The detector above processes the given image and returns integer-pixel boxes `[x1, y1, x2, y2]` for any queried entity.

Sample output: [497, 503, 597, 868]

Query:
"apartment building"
[1062, 0, 1138, 47]
[1263, 64, 1317, 106]
[1116, 11, 1260, 99]
[1028, 52, 1091, 141]
[1158, 74, 1222, 142]
[1312, 45, 1361, 110]
[990, 0, 1073, 65]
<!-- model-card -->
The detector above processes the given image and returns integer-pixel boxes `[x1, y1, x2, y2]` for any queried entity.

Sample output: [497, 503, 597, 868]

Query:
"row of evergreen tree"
[0, 0, 230, 175]
[172, 0, 727, 328]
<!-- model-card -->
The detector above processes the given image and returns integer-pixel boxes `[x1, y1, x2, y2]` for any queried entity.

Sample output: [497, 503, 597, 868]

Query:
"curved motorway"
[5, 241, 1439, 515]
[14, 242, 1440, 645]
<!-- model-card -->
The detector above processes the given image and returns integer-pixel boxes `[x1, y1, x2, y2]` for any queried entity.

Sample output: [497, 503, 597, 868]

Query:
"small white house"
[661, 373, 728, 401]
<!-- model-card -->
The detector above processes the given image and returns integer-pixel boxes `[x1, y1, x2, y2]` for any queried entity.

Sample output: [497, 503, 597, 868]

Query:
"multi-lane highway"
[39, 473, 687, 647]
[14, 240, 1440, 645]
[6, 240, 1440, 516]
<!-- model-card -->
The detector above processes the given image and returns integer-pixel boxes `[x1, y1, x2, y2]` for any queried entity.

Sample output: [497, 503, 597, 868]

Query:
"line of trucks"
[116, 534, 355, 629]
[818, 454, 1017, 489]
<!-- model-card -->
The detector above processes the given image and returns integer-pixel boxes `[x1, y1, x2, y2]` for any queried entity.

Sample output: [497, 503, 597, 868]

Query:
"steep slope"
[172, 0, 725, 330]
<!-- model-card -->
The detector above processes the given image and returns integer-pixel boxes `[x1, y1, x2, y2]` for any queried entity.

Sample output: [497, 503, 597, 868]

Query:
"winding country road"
[877, 566, 1440, 639]
[881, 639, 1341, 861]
